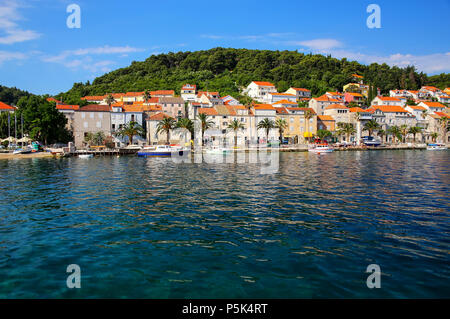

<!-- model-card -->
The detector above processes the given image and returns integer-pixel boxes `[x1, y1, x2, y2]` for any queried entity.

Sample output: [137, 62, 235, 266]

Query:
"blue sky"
[0, 0, 449, 95]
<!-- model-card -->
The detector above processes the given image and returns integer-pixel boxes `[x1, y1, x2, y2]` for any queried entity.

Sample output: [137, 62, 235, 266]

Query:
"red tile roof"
[47, 97, 62, 104]
[348, 107, 367, 113]
[317, 115, 335, 121]
[290, 87, 310, 92]
[79, 104, 111, 112]
[81, 95, 105, 101]
[150, 90, 174, 96]
[149, 112, 172, 121]
[376, 96, 401, 101]
[0, 101, 16, 110]
[406, 105, 426, 111]
[434, 112, 450, 119]
[253, 81, 275, 87]
[421, 101, 446, 108]
[325, 104, 348, 110]
[198, 108, 218, 116]
[56, 104, 80, 110]
[273, 99, 298, 105]
[372, 105, 408, 113]
[313, 95, 340, 102]
[254, 104, 276, 110]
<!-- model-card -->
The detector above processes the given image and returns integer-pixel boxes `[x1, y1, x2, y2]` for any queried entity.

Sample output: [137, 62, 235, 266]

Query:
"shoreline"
[0, 145, 443, 160]
[0, 152, 56, 160]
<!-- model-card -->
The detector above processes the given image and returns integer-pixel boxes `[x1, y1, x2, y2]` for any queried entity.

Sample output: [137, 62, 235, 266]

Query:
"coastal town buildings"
[24, 81, 447, 148]
[285, 87, 311, 100]
[275, 107, 317, 143]
[73, 104, 112, 148]
[244, 81, 277, 102]
[308, 95, 340, 115]
[181, 84, 197, 101]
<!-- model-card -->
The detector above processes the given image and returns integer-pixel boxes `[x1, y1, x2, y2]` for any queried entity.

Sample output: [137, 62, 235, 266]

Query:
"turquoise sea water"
[0, 150, 449, 298]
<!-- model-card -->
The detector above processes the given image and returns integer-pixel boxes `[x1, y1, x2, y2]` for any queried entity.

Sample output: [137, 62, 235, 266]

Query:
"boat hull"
[308, 149, 334, 153]
[79, 154, 93, 158]
[137, 149, 190, 157]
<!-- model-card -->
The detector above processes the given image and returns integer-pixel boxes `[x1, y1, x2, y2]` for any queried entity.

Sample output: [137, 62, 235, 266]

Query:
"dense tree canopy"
[58, 48, 449, 101]
[0, 85, 32, 106]
[14, 96, 72, 144]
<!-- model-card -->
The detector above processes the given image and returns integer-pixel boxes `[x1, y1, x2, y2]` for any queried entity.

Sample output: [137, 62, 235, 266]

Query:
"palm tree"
[143, 90, 151, 104]
[399, 124, 409, 143]
[363, 120, 380, 137]
[105, 94, 116, 108]
[274, 118, 287, 143]
[227, 119, 245, 148]
[337, 122, 356, 143]
[316, 129, 332, 142]
[257, 118, 275, 143]
[116, 121, 144, 145]
[408, 126, 422, 143]
[93, 131, 106, 145]
[156, 117, 176, 144]
[388, 126, 401, 144]
[377, 129, 386, 143]
[438, 116, 449, 143]
[84, 132, 94, 147]
[176, 118, 194, 143]
[430, 132, 438, 143]
[303, 109, 314, 143]
[421, 110, 428, 120]
[197, 113, 214, 146]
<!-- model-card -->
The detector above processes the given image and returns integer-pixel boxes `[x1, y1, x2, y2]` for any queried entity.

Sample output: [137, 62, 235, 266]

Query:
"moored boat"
[13, 147, 32, 155]
[137, 145, 190, 157]
[426, 143, 447, 150]
[78, 154, 94, 158]
[204, 146, 233, 155]
[308, 144, 334, 153]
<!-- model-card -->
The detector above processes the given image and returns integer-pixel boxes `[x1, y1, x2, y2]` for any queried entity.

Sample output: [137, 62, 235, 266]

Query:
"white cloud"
[288, 38, 450, 74]
[0, 0, 41, 44]
[0, 50, 26, 64]
[292, 38, 343, 50]
[314, 49, 450, 74]
[42, 45, 144, 73]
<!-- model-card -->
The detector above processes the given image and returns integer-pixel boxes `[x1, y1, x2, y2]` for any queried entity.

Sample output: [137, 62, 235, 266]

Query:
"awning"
[303, 132, 313, 138]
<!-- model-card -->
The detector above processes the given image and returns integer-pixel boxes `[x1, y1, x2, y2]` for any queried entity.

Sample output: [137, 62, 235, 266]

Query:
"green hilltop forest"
[56, 48, 450, 104]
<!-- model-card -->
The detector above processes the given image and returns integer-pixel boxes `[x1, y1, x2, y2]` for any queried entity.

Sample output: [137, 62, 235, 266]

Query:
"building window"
[131, 114, 135, 121]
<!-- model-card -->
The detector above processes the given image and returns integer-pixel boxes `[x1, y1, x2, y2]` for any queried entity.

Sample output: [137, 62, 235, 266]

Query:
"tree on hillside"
[15, 96, 72, 145]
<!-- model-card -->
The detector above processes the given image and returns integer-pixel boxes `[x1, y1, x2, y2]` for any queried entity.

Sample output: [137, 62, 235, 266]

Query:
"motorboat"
[137, 144, 190, 157]
[308, 144, 334, 153]
[13, 147, 32, 155]
[204, 146, 233, 155]
[78, 154, 94, 159]
[426, 143, 447, 150]
[362, 136, 381, 147]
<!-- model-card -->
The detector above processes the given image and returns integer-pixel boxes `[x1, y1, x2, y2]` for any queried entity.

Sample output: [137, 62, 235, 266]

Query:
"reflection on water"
[0, 150, 449, 298]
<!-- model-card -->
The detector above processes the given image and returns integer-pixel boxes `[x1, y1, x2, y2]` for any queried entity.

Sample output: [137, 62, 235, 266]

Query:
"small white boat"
[13, 147, 32, 155]
[78, 154, 94, 159]
[308, 144, 334, 153]
[426, 143, 447, 150]
[205, 146, 233, 155]
[137, 145, 190, 157]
